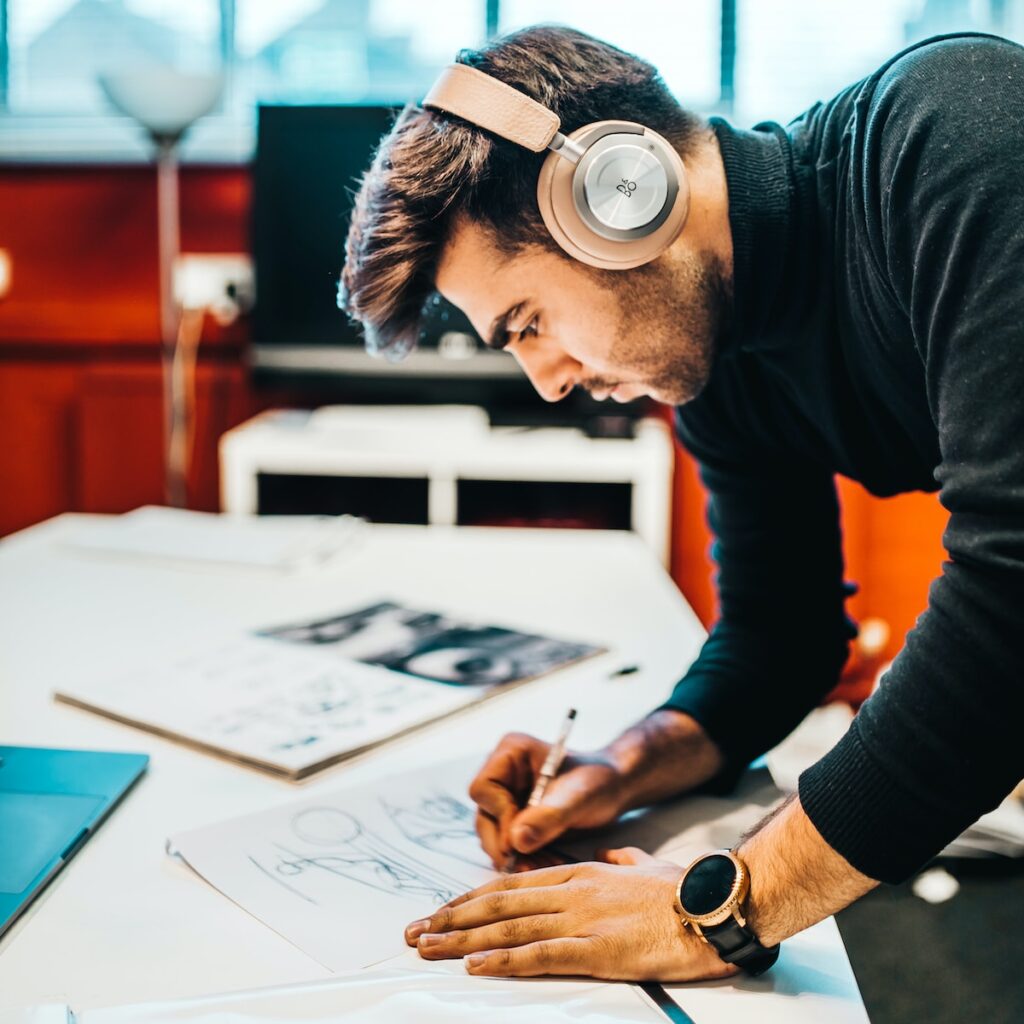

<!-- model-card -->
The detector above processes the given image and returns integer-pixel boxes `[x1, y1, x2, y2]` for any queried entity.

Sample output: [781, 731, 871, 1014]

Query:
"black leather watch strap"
[702, 916, 780, 976]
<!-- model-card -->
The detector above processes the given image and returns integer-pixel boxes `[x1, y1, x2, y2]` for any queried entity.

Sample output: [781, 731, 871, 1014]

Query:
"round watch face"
[680, 853, 738, 916]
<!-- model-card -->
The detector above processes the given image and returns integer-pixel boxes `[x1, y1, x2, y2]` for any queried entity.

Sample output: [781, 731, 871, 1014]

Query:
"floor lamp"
[99, 70, 223, 508]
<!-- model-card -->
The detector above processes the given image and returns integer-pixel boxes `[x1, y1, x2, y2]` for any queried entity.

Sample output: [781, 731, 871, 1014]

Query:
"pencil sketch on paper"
[169, 764, 501, 972]
[380, 791, 492, 872]
[196, 666, 434, 754]
[247, 803, 473, 908]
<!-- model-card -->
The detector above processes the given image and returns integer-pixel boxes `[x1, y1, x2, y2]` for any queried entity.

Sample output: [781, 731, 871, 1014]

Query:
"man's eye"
[515, 317, 539, 341]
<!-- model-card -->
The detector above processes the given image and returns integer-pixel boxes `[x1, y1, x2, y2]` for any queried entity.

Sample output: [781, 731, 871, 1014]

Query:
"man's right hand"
[468, 709, 726, 870]
[468, 734, 628, 868]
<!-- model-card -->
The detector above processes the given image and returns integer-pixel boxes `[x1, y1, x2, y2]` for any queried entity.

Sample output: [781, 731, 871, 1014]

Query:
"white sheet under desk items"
[71, 968, 663, 1024]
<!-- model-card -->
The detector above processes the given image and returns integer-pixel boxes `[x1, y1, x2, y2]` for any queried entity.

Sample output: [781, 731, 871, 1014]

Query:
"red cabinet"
[0, 164, 253, 535]
[0, 355, 250, 535]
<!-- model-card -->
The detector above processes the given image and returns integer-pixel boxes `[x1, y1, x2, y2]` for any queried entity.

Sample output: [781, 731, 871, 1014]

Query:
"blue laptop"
[0, 745, 148, 939]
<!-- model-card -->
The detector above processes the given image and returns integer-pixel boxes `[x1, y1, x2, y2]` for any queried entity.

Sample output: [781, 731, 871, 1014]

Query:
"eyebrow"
[485, 302, 525, 351]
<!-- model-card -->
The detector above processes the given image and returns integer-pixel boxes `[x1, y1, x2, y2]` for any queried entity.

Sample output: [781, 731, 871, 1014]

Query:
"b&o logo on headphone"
[616, 178, 638, 198]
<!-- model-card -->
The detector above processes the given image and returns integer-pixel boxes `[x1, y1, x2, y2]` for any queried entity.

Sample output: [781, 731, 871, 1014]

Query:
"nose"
[513, 343, 579, 403]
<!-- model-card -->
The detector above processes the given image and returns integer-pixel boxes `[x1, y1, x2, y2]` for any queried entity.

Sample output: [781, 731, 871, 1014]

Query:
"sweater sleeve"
[659, 373, 857, 778]
[799, 36, 1024, 883]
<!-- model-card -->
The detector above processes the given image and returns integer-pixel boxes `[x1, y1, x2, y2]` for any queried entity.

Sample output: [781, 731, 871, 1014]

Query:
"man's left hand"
[404, 847, 740, 981]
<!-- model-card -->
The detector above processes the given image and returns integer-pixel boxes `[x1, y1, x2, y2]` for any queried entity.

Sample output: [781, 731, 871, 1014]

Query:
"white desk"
[0, 516, 866, 1021]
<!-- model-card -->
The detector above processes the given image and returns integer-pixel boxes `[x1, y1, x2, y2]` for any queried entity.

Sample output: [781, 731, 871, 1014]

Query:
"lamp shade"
[99, 69, 223, 143]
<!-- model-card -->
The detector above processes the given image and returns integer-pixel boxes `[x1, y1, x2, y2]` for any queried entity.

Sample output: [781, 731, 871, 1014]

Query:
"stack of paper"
[65, 506, 361, 571]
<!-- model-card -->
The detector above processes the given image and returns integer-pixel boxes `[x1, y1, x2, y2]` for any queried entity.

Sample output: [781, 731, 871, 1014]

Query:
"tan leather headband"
[423, 63, 560, 152]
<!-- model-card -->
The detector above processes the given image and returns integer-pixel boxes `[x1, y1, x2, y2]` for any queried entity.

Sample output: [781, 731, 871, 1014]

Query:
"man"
[339, 26, 1024, 981]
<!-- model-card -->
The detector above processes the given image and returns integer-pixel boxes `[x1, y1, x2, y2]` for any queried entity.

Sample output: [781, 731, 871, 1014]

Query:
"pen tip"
[568, 708, 577, 719]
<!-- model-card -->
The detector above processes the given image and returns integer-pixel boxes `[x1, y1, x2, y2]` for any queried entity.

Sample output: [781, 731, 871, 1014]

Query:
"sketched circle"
[292, 807, 362, 845]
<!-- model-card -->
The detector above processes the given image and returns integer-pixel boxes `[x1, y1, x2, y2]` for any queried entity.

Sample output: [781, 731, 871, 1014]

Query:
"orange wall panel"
[669, 437, 718, 629]
[837, 478, 948, 657]
[670, 436, 948, 666]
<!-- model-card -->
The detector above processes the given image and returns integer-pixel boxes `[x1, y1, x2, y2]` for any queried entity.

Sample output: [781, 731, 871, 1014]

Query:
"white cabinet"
[220, 406, 674, 564]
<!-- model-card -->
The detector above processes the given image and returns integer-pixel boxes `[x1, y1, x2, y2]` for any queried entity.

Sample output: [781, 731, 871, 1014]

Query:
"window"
[0, 0, 486, 160]
[1, 0, 1023, 160]
[6, 0, 222, 115]
[231, 0, 485, 109]
[498, 0, 722, 113]
[734, 0, 1024, 126]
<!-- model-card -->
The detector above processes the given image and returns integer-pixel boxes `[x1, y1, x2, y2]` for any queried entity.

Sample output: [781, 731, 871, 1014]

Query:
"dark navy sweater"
[660, 33, 1024, 883]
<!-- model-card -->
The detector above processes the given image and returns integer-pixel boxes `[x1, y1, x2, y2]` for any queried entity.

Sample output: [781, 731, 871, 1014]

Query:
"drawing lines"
[380, 791, 492, 872]
[247, 803, 473, 907]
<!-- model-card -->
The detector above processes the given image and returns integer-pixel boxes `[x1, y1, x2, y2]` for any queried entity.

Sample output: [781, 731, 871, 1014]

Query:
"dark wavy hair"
[338, 25, 704, 359]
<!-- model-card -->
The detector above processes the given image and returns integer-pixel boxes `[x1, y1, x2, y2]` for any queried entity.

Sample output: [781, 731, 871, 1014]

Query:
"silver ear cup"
[582, 142, 669, 232]
[537, 120, 689, 270]
[569, 128, 679, 242]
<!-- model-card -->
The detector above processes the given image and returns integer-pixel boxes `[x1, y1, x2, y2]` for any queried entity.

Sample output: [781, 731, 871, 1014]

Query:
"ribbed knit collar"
[709, 116, 807, 358]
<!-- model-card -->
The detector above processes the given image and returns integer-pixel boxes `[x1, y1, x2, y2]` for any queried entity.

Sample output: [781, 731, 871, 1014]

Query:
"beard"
[581, 248, 732, 406]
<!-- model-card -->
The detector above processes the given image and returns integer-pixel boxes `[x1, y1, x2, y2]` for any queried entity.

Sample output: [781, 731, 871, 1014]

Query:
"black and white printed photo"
[259, 601, 603, 687]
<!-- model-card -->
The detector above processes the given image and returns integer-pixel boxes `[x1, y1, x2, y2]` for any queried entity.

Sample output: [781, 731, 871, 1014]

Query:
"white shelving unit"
[220, 406, 675, 565]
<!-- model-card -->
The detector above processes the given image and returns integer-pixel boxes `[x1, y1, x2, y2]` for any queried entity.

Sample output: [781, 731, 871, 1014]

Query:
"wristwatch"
[674, 849, 780, 976]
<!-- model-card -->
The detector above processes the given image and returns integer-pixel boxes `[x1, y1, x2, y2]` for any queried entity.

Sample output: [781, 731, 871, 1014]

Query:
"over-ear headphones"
[423, 63, 690, 271]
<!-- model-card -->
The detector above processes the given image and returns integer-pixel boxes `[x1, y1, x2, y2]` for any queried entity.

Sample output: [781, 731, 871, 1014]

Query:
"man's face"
[435, 218, 729, 406]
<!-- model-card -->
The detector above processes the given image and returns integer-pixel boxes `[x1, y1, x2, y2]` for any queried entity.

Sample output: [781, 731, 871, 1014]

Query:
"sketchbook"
[54, 639, 484, 780]
[53, 605, 600, 781]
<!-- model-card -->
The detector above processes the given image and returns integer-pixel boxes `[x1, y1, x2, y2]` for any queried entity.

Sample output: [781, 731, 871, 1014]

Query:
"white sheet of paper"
[170, 761, 868, 1022]
[56, 638, 487, 777]
[169, 760, 494, 971]
[74, 968, 661, 1024]
[65, 507, 360, 571]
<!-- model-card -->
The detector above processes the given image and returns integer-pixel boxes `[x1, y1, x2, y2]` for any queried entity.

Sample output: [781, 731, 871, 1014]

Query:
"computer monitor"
[250, 103, 642, 430]
[253, 105, 489, 370]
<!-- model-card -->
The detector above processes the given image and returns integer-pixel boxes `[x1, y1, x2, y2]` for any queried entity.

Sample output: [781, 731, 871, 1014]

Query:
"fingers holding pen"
[474, 809, 510, 870]
[469, 733, 551, 862]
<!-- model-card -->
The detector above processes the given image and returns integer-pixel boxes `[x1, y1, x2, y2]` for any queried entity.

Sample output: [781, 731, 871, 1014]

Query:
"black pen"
[610, 664, 641, 678]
